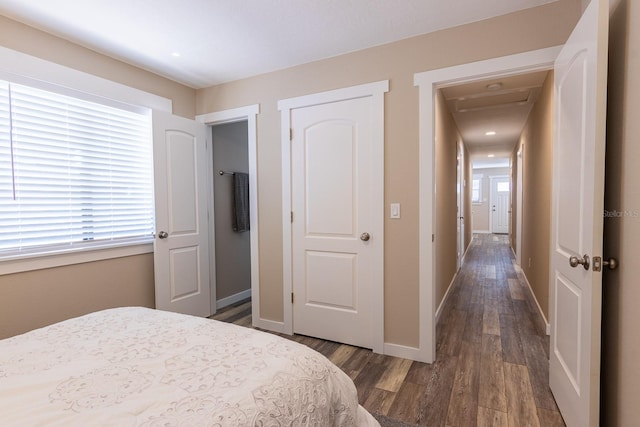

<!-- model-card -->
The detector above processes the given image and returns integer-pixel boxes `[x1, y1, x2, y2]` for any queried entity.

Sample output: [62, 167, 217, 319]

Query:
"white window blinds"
[0, 80, 154, 257]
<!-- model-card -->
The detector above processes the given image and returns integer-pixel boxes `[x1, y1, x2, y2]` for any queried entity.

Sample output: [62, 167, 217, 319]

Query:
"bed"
[0, 307, 379, 426]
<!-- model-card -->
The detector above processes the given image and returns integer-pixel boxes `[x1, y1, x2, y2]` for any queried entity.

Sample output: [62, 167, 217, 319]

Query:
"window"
[472, 174, 483, 203]
[0, 79, 154, 260]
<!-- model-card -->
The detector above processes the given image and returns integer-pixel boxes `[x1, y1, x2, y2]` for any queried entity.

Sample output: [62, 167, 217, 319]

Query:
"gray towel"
[232, 172, 250, 232]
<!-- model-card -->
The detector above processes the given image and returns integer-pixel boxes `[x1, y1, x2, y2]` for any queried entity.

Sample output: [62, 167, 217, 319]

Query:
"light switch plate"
[390, 203, 401, 219]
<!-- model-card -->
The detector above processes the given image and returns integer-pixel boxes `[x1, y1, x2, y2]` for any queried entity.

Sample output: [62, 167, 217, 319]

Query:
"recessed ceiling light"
[486, 82, 503, 91]
[488, 154, 495, 158]
[171, 52, 181, 57]
[485, 131, 496, 136]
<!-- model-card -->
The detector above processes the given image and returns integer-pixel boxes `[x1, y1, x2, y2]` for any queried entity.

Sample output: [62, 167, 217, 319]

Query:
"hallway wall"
[434, 91, 463, 305]
[511, 71, 554, 320]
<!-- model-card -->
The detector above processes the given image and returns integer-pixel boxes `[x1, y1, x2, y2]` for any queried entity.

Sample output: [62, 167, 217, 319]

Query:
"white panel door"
[456, 142, 465, 269]
[291, 96, 374, 348]
[153, 111, 211, 317]
[491, 177, 510, 234]
[549, 0, 608, 426]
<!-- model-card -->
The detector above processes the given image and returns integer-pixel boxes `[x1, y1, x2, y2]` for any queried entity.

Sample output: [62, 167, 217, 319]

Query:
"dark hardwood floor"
[210, 234, 564, 426]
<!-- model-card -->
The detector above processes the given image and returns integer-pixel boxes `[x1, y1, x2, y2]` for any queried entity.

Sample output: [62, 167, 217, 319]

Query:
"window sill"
[0, 241, 154, 276]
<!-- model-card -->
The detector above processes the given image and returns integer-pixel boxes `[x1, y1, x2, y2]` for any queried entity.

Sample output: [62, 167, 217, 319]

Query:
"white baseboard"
[473, 230, 491, 234]
[515, 265, 551, 335]
[216, 289, 251, 310]
[383, 342, 423, 361]
[436, 273, 458, 323]
[252, 317, 287, 334]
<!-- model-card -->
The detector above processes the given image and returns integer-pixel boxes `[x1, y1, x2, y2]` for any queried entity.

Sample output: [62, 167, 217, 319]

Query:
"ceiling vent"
[455, 87, 540, 113]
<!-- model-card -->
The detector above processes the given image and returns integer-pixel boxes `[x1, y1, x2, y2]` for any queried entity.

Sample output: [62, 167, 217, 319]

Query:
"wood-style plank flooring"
[210, 234, 564, 426]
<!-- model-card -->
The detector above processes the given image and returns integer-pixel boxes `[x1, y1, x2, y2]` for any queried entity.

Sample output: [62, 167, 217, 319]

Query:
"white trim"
[414, 46, 561, 363]
[473, 230, 491, 234]
[383, 342, 423, 361]
[216, 288, 252, 310]
[436, 272, 459, 323]
[195, 105, 262, 326]
[0, 46, 172, 112]
[278, 80, 388, 354]
[0, 243, 153, 276]
[515, 264, 551, 335]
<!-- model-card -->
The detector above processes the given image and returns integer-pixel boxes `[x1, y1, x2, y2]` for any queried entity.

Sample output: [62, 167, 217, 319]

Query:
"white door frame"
[195, 105, 262, 325]
[490, 175, 510, 234]
[279, 81, 388, 354]
[415, 46, 560, 363]
[456, 140, 466, 269]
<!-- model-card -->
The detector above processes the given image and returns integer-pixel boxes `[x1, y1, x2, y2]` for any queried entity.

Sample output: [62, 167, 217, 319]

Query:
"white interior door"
[490, 176, 510, 234]
[456, 141, 465, 269]
[549, 0, 608, 425]
[153, 111, 211, 317]
[291, 96, 376, 349]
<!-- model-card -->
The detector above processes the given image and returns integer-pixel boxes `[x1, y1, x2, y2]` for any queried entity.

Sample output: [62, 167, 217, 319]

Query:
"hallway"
[211, 234, 564, 426]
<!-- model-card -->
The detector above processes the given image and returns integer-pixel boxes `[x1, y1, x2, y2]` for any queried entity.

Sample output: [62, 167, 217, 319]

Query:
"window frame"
[0, 48, 172, 275]
[472, 173, 483, 204]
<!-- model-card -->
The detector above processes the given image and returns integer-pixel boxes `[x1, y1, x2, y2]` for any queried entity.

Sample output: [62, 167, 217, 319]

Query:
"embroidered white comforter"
[0, 307, 379, 426]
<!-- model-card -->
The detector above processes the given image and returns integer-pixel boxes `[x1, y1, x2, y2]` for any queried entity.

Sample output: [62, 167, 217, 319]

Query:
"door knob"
[157, 231, 168, 239]
[569, 254, 590, 270]
[360, 232, 371, 242]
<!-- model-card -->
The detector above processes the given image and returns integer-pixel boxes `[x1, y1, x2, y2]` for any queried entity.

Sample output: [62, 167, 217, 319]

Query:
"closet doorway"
[196, 105, 261, 324]
[211, 121, 251, 309]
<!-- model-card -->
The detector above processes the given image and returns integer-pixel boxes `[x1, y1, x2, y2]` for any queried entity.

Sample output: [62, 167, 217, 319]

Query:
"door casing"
[196, 105, 262, 325]
[415, 46, 561, 363]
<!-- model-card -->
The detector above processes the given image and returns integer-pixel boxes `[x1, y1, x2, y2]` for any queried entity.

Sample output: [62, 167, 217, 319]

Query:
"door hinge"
[291, 292, 294, 304]
[291, 211, 294, 223]
[289, 128, 293, 140]
[432, 234, 435, 242]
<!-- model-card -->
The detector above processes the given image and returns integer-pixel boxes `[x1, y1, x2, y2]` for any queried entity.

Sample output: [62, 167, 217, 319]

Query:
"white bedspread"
[0, 307, 379, 426]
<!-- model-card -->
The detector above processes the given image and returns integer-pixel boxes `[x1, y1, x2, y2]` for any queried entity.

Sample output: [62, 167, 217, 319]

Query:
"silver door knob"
[360, 232, 370, 242]
[569, 254, 590, 270]
[602, 257, 618, 270]
[158, 231, 168, 239]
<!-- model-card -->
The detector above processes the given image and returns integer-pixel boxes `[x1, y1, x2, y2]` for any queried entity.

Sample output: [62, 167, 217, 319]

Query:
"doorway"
[211, 121, 251, 309]
[490, 176, 510, 234]
[195, 105, 261, 324]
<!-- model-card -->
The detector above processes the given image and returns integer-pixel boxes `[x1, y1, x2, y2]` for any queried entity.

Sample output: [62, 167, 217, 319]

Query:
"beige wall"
[512, 71, 554, 319]
[601, 0, 640, 424]
[434, 91, 461, 305]
[0, 16, 197, 339]
[195, 1, 580, 347]
[0, 254, 155, 338]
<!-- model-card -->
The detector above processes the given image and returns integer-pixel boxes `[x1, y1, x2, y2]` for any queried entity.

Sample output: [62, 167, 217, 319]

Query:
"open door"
[153, 111, 211, 317]
[549, 0, 608, 425]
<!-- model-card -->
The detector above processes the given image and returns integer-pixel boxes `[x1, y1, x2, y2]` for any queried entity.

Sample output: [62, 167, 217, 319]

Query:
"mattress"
[0, 307, 379, 426]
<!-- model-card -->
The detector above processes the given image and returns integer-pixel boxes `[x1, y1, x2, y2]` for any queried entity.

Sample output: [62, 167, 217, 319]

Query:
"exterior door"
[291, 96, 375, 349]
[490, 176, 510, 234]
[549, 0, 608, 426]
[153, 111, 211, 317]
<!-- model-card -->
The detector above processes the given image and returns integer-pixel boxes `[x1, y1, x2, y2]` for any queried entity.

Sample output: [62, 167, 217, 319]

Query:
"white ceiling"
[440, 70, 550, 169]
[0, 0, 556, 89]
